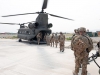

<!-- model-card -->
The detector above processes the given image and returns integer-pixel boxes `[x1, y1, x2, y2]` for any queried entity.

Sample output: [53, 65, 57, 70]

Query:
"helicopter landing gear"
[28, 39, 32, 44]
[19, 38, 22, 42]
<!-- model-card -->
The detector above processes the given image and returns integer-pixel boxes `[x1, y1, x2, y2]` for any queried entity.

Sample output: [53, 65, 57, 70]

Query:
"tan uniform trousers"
[74, 51, 88, 75]
[37, 37, 41, 45]
[59, 40, 64, 50]
[55, 39, 59, 48]
[46, 36, 50, 45]
[50, 38, 55, 47]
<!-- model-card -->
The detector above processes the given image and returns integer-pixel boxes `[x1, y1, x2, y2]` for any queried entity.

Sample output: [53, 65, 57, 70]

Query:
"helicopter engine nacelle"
[28, 23, 34, 29]
[28, 22, 38, 29]
[47, 23, 53, 28]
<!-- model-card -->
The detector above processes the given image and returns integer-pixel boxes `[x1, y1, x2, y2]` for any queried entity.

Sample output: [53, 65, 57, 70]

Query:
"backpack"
[73, 36, 88, 54]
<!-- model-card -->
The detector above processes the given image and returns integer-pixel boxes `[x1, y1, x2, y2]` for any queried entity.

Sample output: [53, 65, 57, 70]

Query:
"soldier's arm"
[71, 36, 75, 50]
[87, 37, 93, 52]
[71, 35, 78, 50]
[89, 38, 93, 52]
[84, 35, 93, 52]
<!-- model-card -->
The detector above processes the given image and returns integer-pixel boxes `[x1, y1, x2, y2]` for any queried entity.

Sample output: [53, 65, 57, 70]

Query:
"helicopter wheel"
[28, 39, 32, 44]
[19, 38, 22, 42]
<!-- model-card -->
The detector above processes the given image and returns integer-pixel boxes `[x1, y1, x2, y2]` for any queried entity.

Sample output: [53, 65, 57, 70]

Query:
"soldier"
[71, 28, 79, 50]
[71, 27, 93, 75]
[46, 33, 51, 45]
[72, 29, 79, 37]
[36, 32, 42, 45]
[50, 33, 55, 47]
[59, 32, 65, 52]
[54, 33, 59, 48]
[43, 33, 46, 41]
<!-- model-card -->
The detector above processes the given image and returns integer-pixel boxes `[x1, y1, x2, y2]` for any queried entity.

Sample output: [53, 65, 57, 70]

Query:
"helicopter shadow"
[16, 40, 46, 46]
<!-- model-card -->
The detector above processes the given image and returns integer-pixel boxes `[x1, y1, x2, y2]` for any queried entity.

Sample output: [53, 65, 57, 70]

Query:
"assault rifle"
[88, 51, 100, 74]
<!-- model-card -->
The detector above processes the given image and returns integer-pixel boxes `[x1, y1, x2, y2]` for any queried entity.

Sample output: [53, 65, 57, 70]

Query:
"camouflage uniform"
[36, 33, 41, 45]
[43, 33, 46, 41]
[72, 27, 93, 75]
[50, 34, 55, 47]
[59, 32, 65, 52]
[71, 29, 79, 50]
[46, 33, 51, 45]
[54, 33, 59, 48]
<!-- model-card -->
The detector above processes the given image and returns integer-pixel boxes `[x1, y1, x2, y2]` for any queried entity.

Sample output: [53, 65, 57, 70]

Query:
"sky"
[0, 0, 100, 33]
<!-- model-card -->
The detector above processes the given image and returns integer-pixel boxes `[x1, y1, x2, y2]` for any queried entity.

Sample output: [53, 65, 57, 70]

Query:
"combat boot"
[73, 71, 78, 75]
[62, 48, 64, 52]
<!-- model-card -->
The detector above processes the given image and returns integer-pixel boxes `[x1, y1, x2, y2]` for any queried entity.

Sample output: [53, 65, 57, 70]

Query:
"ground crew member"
[71, 27, 93, 75]
[46, 33, 51, 45]
[54, 33, 59, 48]
[36, 32, 42, 45]
[59, 32, 65, 52]
[50, 33, 55, 47]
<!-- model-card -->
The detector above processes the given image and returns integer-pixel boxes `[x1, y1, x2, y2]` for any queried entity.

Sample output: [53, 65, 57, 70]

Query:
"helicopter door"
[39, 30, 51, 41]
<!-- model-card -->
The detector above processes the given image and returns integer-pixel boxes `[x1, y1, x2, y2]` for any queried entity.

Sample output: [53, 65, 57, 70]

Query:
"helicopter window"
[22, 31, 24, 34]
[26, 31, 29, 34]
[18, 31, 21, 34]
[24, 31, 26, 34]
[20, 31, 22, 34]
[29, 32, 31, 34]
[21, 31, 23, 34]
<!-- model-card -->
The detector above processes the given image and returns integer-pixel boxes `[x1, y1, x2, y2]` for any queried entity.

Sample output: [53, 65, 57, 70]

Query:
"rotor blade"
[0, 22, 20, 25]
[48, 13, 74, 20]
[42, 0, 48, 10]
[2, 12, 38, 17]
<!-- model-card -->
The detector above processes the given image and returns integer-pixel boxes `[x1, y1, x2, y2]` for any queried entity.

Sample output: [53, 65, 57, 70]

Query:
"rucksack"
[73, 37, 88, 54]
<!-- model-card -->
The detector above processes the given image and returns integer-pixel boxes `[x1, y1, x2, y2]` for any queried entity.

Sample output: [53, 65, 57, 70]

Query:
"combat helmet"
[79, 27, 86, 32]
[76, 29, 79, 33]
[60, 32, 62, 34]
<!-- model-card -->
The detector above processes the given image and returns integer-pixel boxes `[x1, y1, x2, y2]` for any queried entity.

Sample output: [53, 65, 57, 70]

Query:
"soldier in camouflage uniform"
[72, 29, 79, 37]
[50, 33, 55, 47]
[46, 33, 51, 45]
[36, 32, 42, 45]
[43, 33, 46, 41]
[59, 32, 65, 52]
[54, 33, 59, 48]
[71, 27, 93, 75]
[71, 28, 79, 50]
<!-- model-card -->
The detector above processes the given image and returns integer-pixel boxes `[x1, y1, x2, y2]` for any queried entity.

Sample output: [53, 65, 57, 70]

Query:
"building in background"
[96, 31, 100, 37]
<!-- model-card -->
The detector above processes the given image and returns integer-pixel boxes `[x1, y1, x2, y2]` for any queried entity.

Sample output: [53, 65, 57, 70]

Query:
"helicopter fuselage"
[17, 13, 52, 43]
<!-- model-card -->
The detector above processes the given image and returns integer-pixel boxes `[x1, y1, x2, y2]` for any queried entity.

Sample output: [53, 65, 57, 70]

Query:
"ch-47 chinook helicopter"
[0, 0, 73, 44]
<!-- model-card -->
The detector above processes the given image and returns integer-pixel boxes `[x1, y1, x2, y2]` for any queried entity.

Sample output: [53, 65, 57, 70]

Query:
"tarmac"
[0, 39, 100, 75]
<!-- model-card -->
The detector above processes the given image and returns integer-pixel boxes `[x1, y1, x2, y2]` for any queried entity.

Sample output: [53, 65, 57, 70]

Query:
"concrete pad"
[0, 39, 100, 75]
